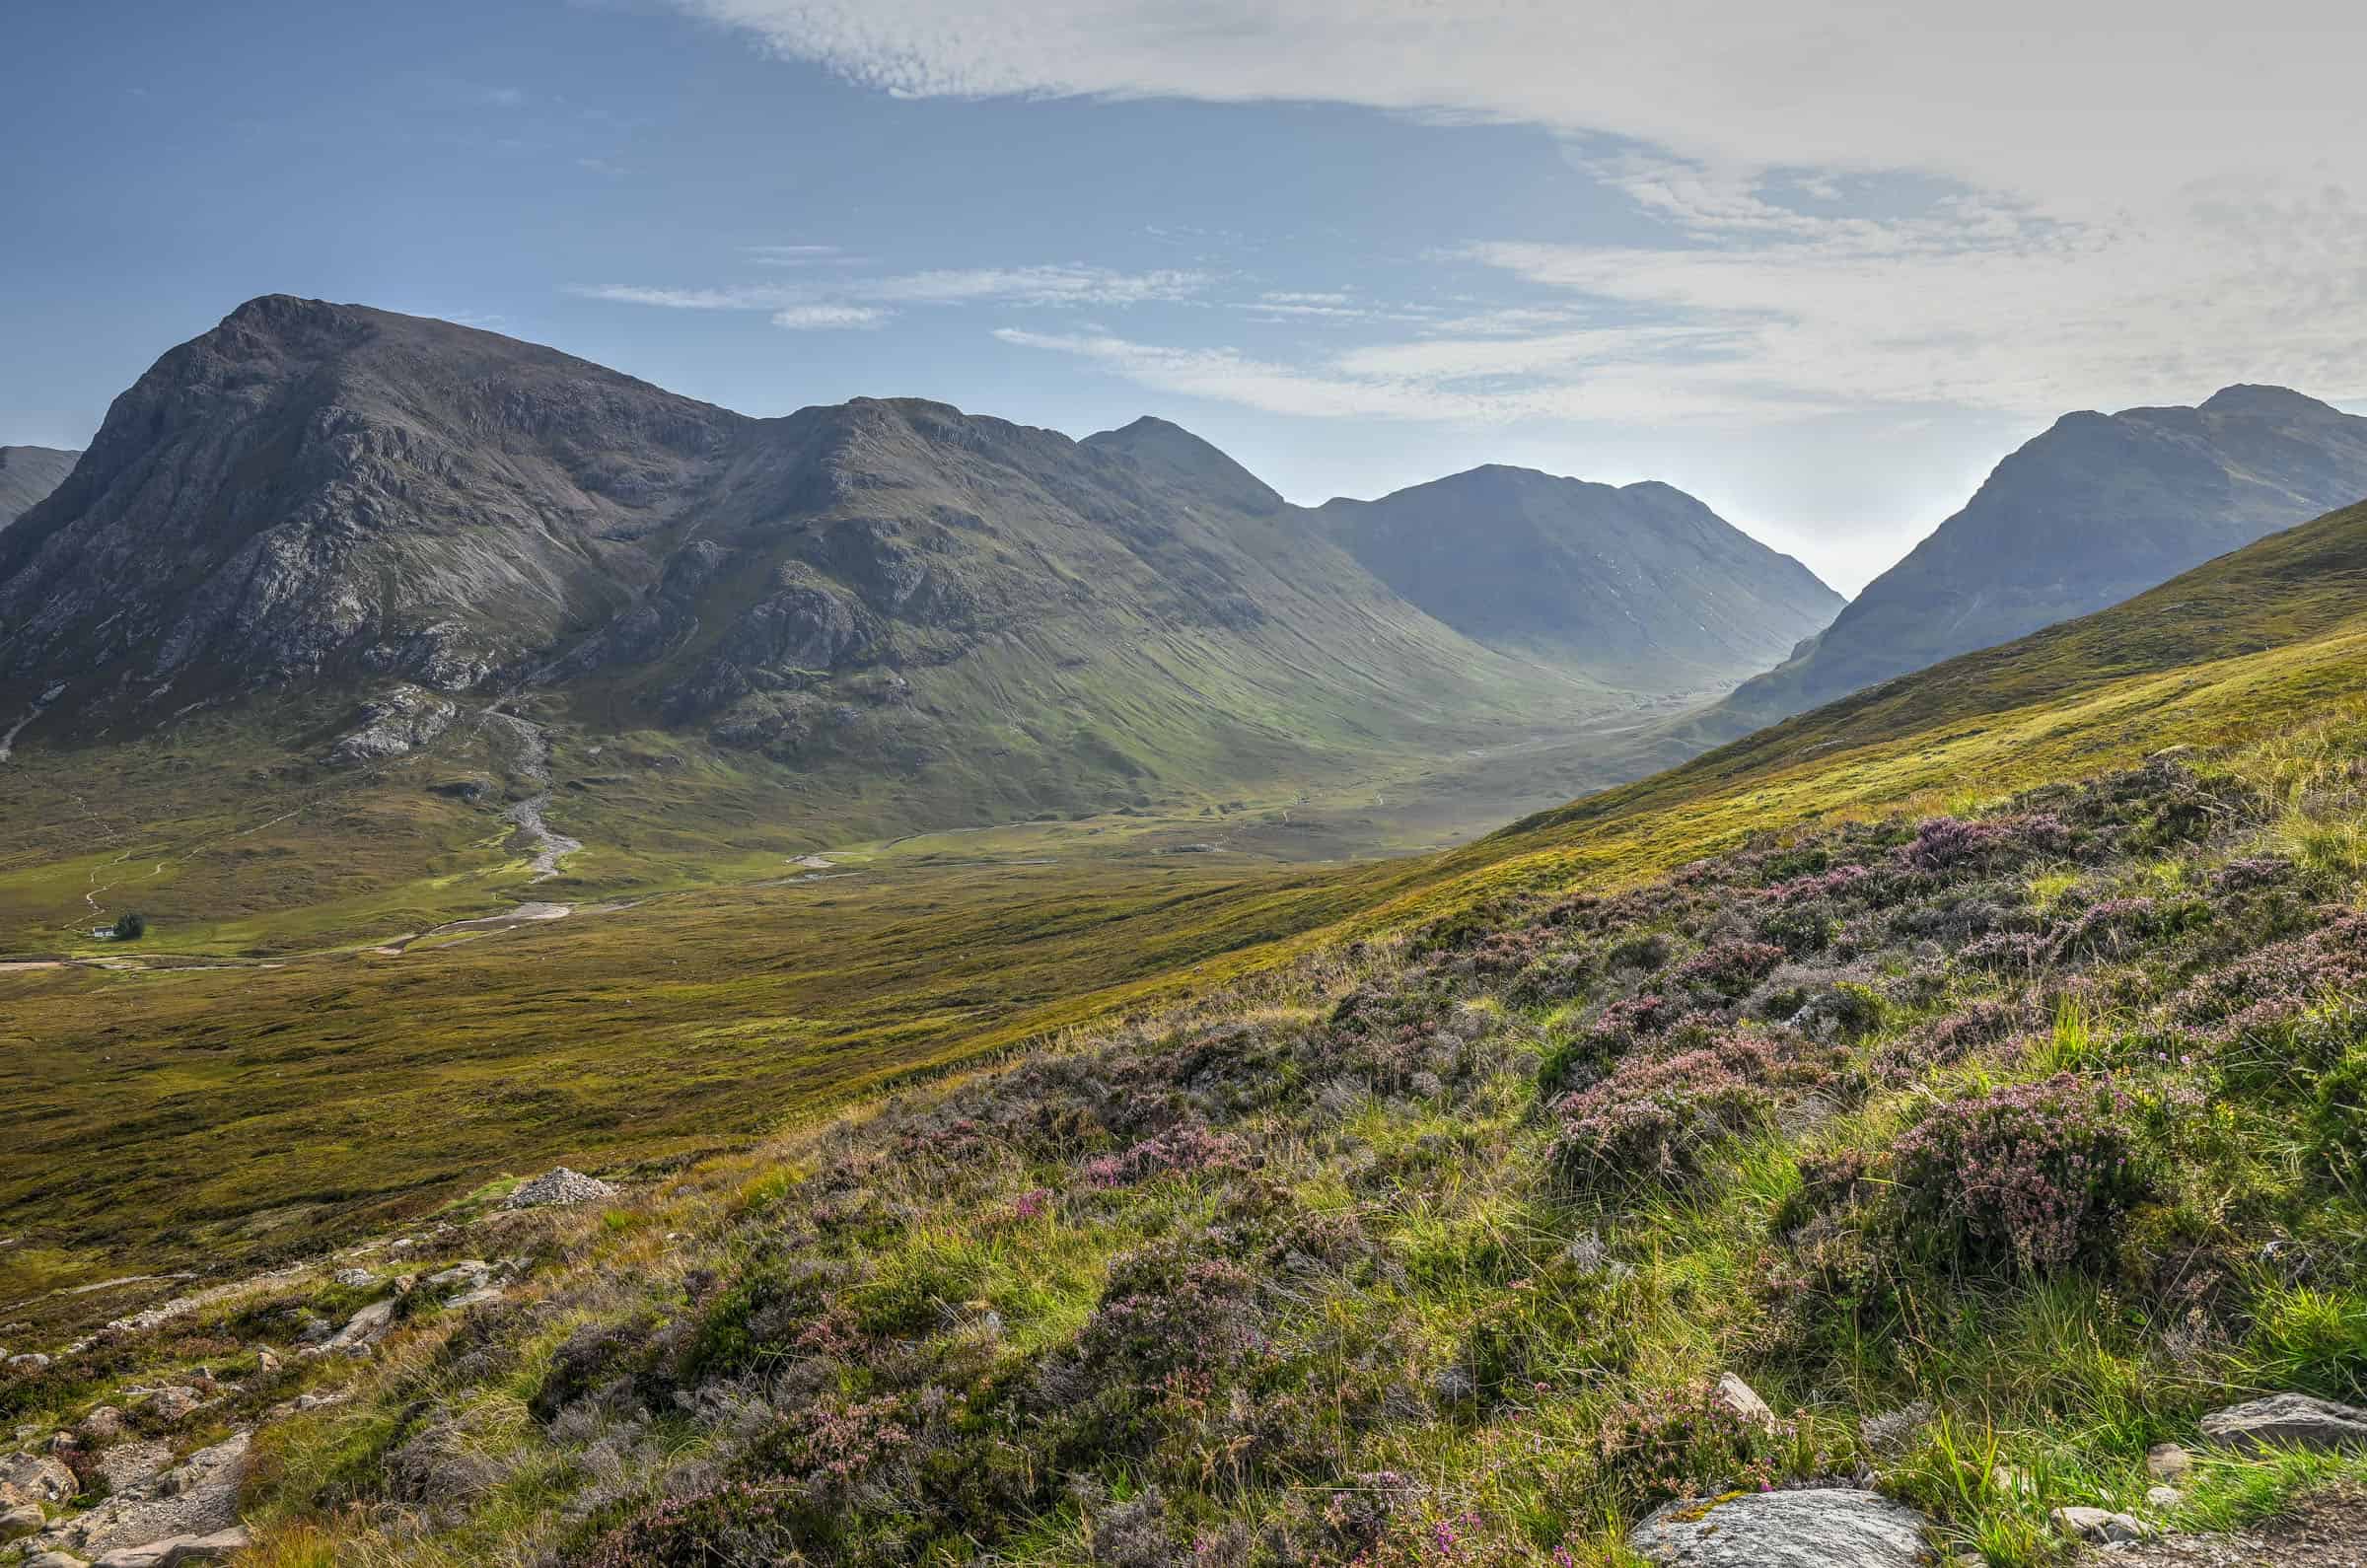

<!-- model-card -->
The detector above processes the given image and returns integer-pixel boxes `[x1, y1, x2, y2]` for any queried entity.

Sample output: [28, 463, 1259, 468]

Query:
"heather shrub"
[1876, 999, 2033, 1082]
[1547, 1032, 1829, 1185]
[1082, 1123, 1256, 1188]
[1901, 813, 2074, 874]
[1957, 930, 2050, 974]
[578, 1479, 805, 1568]
[1589, 1379, 1812, 1511]
[1672, 938, 1786, 998]
[1889, 1073, 2149, 1274]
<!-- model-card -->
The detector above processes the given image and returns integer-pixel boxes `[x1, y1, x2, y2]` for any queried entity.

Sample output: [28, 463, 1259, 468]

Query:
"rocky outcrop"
[324, 684, 458, 765]
[1627, 1488, 1931, 1566]
[31, 1433, 247, 1561]
[2199, 1392, 2367, 1453]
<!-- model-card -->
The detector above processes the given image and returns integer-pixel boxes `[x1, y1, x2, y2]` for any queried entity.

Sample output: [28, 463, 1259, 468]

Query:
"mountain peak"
[2198, 384, 2345, 419]
[1083, 414, 1283, 513]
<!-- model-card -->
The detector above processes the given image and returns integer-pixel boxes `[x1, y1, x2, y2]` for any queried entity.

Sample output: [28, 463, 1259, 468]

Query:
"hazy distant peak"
[2196, 384, 2345, 419]
[1083, 413, 1284, 513]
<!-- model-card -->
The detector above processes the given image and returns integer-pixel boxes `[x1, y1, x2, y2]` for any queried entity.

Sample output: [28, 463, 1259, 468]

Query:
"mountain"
[0, 445, 76, 531]
[1311, 463, 1841, 686]
[1702, 385, 2367, 731]
[0, 298, 1833, 835]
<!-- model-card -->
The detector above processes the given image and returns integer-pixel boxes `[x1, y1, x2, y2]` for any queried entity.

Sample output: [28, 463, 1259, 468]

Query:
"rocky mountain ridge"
[0, 446, 77, 533]
[1706, 384, 2367, 732]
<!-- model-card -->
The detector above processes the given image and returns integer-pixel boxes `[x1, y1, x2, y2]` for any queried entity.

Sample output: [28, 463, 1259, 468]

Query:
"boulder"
[500, 1168, 616, 1209]
[2145, 1485, 2185, 1510]
[5, 1353, 50, 1372]
[77, 1407, 124, 1444]
[0, 1452, 77, 1505]
[2050, 1506, 2150, 1544]
[1712, 1374, 1776, 1430]
[422, 1260, 493, 1291]
[318, 1298, 396, 1354]
[25, 1552, 91, 1567]
[331, 1268, 375, 1288]
[93, 1528, 251, 1567]
[139, 1389, 200, 1425]
[42, 1433, 247, 1559]
[2144, 1441, 2191, 1479]
[1628, 1488, 1930, 1566]
[2198, 1392, 2367, 1453]
[3, 1501, 45, 1541]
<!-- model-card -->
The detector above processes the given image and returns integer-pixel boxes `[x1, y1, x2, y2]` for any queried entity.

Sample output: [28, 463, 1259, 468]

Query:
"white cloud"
[743, 244, 850, 265]
[571, 263, 1207, 319]
[677, 0, 2367, 424]
[771, 304, 890, 328]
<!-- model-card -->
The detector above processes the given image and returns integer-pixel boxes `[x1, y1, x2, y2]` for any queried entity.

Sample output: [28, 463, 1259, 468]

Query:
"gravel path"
[2092, 1489, 2367, 1567]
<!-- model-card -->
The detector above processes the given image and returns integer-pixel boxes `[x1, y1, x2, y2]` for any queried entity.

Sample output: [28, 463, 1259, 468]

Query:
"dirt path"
[2090, 1487, 2367, 1565]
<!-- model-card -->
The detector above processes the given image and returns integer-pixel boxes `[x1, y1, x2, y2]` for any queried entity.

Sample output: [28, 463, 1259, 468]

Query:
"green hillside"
[9, 502, 2367, 1568]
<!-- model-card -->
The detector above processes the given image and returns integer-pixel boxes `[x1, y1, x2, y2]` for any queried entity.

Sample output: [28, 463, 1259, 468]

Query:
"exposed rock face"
[1311, 463, 1843, 688]
[2198, 1392, 2367, 1452]
[501, 1167, 616, 1209]
[0, 1452, 77, 1506]
[1627, 1488, 1931, 1566]
[0, 446, 77, 532]
[34, 1432, 247, 1560]
[324, 684, 458, 765]
[1717, 386, 2367, 728]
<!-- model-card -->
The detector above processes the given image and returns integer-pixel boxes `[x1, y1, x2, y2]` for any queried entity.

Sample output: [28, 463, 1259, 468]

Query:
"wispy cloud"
[572, 261, 1211, 330]
[771, 304, 889, 329]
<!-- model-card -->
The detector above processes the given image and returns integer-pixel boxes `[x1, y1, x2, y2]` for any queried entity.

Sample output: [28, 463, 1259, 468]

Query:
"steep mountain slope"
[1708, 385, 2367, 731]
[1311, 463, 1842, 685]
[0, 298, 1815, 840]
[0, 444, 76, 530]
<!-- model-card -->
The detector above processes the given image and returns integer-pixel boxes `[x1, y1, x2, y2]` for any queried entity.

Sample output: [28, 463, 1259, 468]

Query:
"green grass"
[9, 499, 2367, 1350]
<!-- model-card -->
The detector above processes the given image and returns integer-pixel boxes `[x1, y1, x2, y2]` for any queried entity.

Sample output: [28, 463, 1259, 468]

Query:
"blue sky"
[6, 0, 2363, 593]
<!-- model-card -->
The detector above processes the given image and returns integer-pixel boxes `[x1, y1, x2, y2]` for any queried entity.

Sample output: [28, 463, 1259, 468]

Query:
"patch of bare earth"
[2095, 1489, 2367, 1567]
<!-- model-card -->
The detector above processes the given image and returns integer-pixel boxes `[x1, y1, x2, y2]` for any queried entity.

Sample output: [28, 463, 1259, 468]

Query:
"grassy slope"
[7, 502, 2367, 1328]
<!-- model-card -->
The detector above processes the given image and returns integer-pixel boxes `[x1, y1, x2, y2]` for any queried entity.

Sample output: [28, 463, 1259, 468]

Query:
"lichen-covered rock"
[0, 1452, 77, 1506]
[1629, 1488, 1931, 1566]
[2051, 1505, 2149, 1543]
[2199, 1392, 2367, 1453]
[324, 685, 457, 765]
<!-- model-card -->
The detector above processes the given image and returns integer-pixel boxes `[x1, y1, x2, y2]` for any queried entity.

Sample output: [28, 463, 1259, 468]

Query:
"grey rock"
[0, 446, 78, 534]
[94, 1441, 172, 1494]
[323, 685, 456, 766]
[2145, 1484, 2186, 1510]
[1628, 1487, 1931, 1566]
[2145, 1441, 2192, 1479]
[3, 1501, 45, 1541]
[318, 1298, 395, 1354]
[45, 1434, 246, 1559]
[420, 1259, 493, 1291]
[500, 1167, 615, 1209]
[2199, 1392, 2367, 1453]
[2050, 1506, 2150, 1544]
[0, 1452, 76, 1506]
[75, 1407, 124, 1445]
[331, 1267, 376, 1288]
[92, 1527, 251, 1567]
[137, 1389, 200, 1425]
[25, 1551, 92, 1567]
[1712, 1373, 1776, 1430]
[6, 1353, 50, 1372]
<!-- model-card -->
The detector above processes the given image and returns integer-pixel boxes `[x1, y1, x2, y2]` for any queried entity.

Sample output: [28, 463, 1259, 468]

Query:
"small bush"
[110, 911, 146, 941]
[1890, 1073, 2149, 1274]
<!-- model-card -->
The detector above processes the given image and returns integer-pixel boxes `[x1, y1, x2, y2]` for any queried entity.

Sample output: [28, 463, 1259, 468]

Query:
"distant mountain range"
[0, 297, 1837, 826]
[0, 445, 76, 531]
[1706, 385, 2367, 731]
[1312, 464, 1838, 688]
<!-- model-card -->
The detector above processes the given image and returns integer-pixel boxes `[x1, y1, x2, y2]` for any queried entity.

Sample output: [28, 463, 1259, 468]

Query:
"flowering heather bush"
[2171, 912, 2367, 1041]
[1957, 930, 2051, 973]
[1901, 813, 2075, 873]
[578, 1479, 803, 1568]
[1590, 1380, 1797, 1510]
[1890, 1073, 2149, 1274]
[1548, 1032, 1830, 1185]
[2215, 855, 2298, 893]
[1672, 939, 1787, 998]
[1082, 1123, 1256, 1187]
[1072, 1243, 1266, 1384]
[1876, 999, 2033, 1082]
[1761, 863, 1876, 904]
